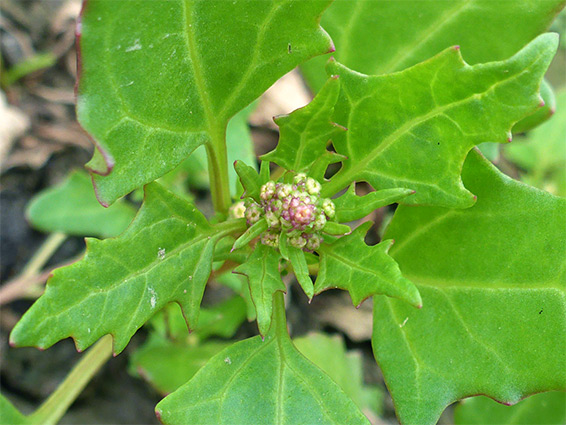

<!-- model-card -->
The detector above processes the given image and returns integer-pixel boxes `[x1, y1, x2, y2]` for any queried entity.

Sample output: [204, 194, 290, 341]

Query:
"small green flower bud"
[265, 211, 280, 229]
[260, 231, 279, 248]
[305, 177, 321, 196]
[322, 198, 335, 219]
[288, 233, 307, 249]
[276, 183, 293, 199]
[293, 173, 307, 185]
[313, 211, 327, 231]
[260, 181, 276, 202]
[229, 201, 246, 219]
[245, 201, 262, 225]
[306, 234, 323, 251]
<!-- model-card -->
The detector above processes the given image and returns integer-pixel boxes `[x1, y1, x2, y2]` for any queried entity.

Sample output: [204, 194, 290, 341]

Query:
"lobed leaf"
[454, 391, 566, 425]
[320, 34, 558, 207]
[262, 76, 345, 173]
[234, 244, 286, 336]
[301, 0, 565, 91]
[315, 222, 422, 308]
[26, 170, 136, 238]
[373, 149, 566, 424]
[77, 0, 334, 205]
[10, 184, 245, 354]
[333, 184, 414, 223]
[155, 296, 370, 425]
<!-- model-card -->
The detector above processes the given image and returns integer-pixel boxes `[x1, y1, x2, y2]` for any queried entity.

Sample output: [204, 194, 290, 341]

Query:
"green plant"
[2, 1, 565, 424]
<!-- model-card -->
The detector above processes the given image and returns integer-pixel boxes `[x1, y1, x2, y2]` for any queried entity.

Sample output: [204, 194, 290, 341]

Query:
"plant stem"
[206, 125, 232, 215]
[29, 335, 113, 425]
[0, 233, 68, 305]
[21, 232, 67, 278]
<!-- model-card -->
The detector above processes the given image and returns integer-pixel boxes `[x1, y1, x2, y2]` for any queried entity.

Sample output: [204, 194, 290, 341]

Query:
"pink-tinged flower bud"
[229, 201, 246, 219]
[306, 234, 323, 251]
[305, 177, 321, 196]
[261, 231, 279, 248]
[313, 211, 327, 231]
[322, 198, 335, 219]
[260, 181, 276, 202]
[245, 201, 262, 225]
[288, 233, 307, 249]
[291, 203, 315, 229]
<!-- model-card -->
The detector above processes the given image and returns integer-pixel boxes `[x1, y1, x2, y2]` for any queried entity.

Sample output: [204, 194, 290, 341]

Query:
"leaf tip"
[155, 408, 164, 424]
[327, 41, 336, 54]
[453, 45, 460, 51]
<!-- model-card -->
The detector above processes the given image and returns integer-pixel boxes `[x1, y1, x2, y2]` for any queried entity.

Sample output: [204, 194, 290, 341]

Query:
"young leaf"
[505, 90, 566, 197]
[10, 184, 245, 354]
[78, 0, 334, 205]
[373, 150, 566, 425]
[333, 184, 414, 222]
[287, 246, 314, 300]
[231, 218, 268, 252]
[262, 76, 345, 172]
[155, 295, 370, 425]
[301, 0, 565, 91]
[454, 392, 566, 425]
[130, 334, 231, 395]
[26, 170, 136, 238]
[233, 244, 285, 336]
[322, 221, 351, 236]
[234, 160, 262, 202]
[315, 222, 422, 308]
[294, 333, 383, 416]
[320, 34, 558, 208]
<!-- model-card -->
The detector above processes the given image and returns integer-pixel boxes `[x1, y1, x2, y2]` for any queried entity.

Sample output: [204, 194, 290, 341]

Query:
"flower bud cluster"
[245, 174, 335, 251]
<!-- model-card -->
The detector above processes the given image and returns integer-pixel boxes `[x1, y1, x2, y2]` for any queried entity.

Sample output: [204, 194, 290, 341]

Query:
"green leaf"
[78, 0, 334, 205]
[155, 294, 370, 425]
[130, 334, 231, 395]
[512, 78, 556, 133]
[315, 222, 422, 308]
[294, 333, 383, 417]
[10, 184, 245, 354]
[234, 160, 262, 202]
[320, 34, 558, 208]
[26, 170, 136, 238]
[287, 246, 314, 300]
[322, 221, 351, 236]
[234, 244, 285, 336]
[150, 296, 247, 342]
[301, 0, 565, 91]
[373, 150, 566, 425]
[231, 218, 268, 251]
[155, 102, 258, 197]
[196, 296, 248, 340]
[454, 392, 566, 425]
[505, 90, 566, 197]
[333, 184, 415, 223]
[262, 76, 345, 172]
[0, 394, 28, 425]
